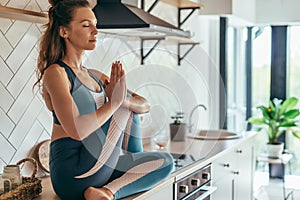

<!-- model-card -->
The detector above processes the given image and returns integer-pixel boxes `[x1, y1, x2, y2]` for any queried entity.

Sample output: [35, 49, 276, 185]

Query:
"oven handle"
[195, 185, 217, 200]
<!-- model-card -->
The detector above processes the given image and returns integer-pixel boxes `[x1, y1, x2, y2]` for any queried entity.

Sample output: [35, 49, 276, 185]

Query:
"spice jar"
[2, 165, 22, 189]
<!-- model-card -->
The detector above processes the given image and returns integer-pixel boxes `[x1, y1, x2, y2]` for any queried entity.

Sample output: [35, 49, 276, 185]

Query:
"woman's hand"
[105, 61, 126, 109]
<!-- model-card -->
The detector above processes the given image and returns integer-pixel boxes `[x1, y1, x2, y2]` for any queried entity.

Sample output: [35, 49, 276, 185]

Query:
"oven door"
[181, 181, 217, 200]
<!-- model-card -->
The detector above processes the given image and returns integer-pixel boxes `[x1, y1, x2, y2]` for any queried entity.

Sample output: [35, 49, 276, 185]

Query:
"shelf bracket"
[178, 8, 197, 28]
[177, 43, 197, 65]
[141, 0, 160, 13]
[140, 38, 164, 65]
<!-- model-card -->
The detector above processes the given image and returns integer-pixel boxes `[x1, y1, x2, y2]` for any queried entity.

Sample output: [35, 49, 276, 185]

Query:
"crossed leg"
[84, 152, 173, 200]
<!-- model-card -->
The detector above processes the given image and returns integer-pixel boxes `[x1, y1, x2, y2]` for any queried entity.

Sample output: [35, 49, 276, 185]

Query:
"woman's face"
[62, 6, 98, 51]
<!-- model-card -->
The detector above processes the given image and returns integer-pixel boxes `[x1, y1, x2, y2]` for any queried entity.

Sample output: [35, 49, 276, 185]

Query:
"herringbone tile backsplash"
[0, 0, 54, 172]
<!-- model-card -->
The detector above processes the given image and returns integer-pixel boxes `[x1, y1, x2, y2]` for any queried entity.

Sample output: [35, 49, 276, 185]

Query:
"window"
[287, 26, 300, 175]
[227, 27, 247, 132]
[251, 27, 272, 156]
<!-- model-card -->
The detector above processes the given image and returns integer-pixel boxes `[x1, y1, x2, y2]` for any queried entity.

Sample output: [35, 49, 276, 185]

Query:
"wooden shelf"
[0, 5, 48, 24]
[160, 0, 204, 9]
[165, 36, 200, 45]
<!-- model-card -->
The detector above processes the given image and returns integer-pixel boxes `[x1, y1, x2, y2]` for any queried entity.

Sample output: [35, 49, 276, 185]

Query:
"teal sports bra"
[52, 61, 106, 125]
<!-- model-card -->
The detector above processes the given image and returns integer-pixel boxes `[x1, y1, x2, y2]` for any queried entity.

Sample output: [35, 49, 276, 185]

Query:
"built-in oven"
[171, 154, 216, 200]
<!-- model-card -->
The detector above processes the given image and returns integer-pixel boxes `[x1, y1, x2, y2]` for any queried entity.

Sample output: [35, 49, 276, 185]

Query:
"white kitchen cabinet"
[234, 144, 254, 200]
[211, 140, 255, 200]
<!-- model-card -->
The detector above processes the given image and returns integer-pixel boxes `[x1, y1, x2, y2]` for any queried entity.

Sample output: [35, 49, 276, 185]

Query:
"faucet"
[188, 104, 207, 133]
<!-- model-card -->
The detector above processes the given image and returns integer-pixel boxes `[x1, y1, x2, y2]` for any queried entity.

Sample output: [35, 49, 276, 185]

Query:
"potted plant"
[170, 112, 188, 141]
[248, 97, 300, 158]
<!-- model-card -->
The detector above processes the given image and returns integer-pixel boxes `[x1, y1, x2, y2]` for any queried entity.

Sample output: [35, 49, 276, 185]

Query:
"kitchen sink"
[188, 129, 241, 140]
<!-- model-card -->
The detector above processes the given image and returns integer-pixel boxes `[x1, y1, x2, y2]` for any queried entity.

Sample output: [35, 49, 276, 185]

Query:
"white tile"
[7, 0, 30, 9]
[0, 82, 14, 112]
[0, 0, 9, 6]
[0, 108, 15, 138]
[8, 97, 42, 149]
[5, 20, 31, 47]
[7, 48, 38, 98]
[0, 31, 13, 60]
[0, 133, 16, 163]
[0, 57, 13, 86]
[0, 18, 12, 33]
[0, 158, 6, 173]
[6, 24, 40, 73]
[37, 107, 52, 134]
[7, 74, 36, 123]
[35, 23, 44, 33]
[38, 130, 51, 142]
[11, 121, 43, 164]
[25, 0, 41, 12]
[35, 0, 50, 11]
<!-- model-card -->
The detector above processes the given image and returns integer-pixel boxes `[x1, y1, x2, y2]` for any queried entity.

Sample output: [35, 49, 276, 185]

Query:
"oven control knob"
[179, 185, 189, 194]
[202, 172, 210, 180]
[191, 178, 200, 186]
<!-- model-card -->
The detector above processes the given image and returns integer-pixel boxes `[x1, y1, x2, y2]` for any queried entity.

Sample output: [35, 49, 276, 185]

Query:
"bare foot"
[84, 187, 114, 200]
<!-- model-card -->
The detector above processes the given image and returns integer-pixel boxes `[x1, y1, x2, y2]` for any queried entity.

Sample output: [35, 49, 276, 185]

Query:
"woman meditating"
[34, 0, 174, 199]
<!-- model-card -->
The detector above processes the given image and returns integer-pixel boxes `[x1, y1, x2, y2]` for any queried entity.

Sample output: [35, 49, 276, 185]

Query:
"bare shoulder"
[44, 64, 66, 78]
[89, 69, 109, 83]
[43, 64, 70, 91]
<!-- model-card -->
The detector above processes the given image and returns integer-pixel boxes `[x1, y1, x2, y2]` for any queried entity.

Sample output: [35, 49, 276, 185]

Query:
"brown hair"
[34, 0, 90, 90]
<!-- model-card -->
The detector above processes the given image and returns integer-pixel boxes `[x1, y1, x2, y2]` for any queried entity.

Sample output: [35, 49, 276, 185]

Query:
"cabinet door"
[234, 145, 254, 200]
[211, 149, 236, 182]
[211, 149, 236, 200]
[211, 176, 234, 200]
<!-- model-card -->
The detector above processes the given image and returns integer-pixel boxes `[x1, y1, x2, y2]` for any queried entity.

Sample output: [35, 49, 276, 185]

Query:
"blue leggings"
[50, 115, 174, 200]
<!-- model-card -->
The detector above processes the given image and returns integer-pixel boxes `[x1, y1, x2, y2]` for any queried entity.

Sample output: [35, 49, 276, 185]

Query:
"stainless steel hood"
[92, 0, 192, 38]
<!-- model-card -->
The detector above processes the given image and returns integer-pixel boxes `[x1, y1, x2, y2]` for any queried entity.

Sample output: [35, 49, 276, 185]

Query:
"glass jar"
[2, 165, 22, 189]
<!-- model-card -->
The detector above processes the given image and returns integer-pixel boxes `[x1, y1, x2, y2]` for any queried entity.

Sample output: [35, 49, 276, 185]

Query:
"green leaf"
[248, 118, 267, 125]
[292, 131, 300, 139]
[284, 109, 300, 119]
[257, 106, 270, 119]
[281, 97, 298, 112]
[269, 100, 275, 110]
[278, 121, 297, 127]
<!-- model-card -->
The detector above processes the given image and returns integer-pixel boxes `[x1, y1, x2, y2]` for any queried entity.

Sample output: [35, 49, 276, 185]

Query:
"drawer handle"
[236, 149, 243, 153]
[223, 163, 230, 168]
[233, 171, 239, 175]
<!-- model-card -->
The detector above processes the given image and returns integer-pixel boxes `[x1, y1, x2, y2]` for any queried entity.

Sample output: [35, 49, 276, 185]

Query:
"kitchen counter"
[36, 131, 257, 200]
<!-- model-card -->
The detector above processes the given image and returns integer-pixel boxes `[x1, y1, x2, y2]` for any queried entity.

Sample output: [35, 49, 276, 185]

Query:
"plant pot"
[267, 143, 284, 158]
[169, 123, 187, 141]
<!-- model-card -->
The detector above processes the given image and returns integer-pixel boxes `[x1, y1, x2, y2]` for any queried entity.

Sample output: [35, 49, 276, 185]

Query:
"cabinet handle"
[223, 163, 230, 168]
[236, 149, 242, 153]
[233, 171, 239, 175]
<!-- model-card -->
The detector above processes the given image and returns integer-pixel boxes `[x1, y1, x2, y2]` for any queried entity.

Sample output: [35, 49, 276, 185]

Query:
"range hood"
[92, 0, 192, 38]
